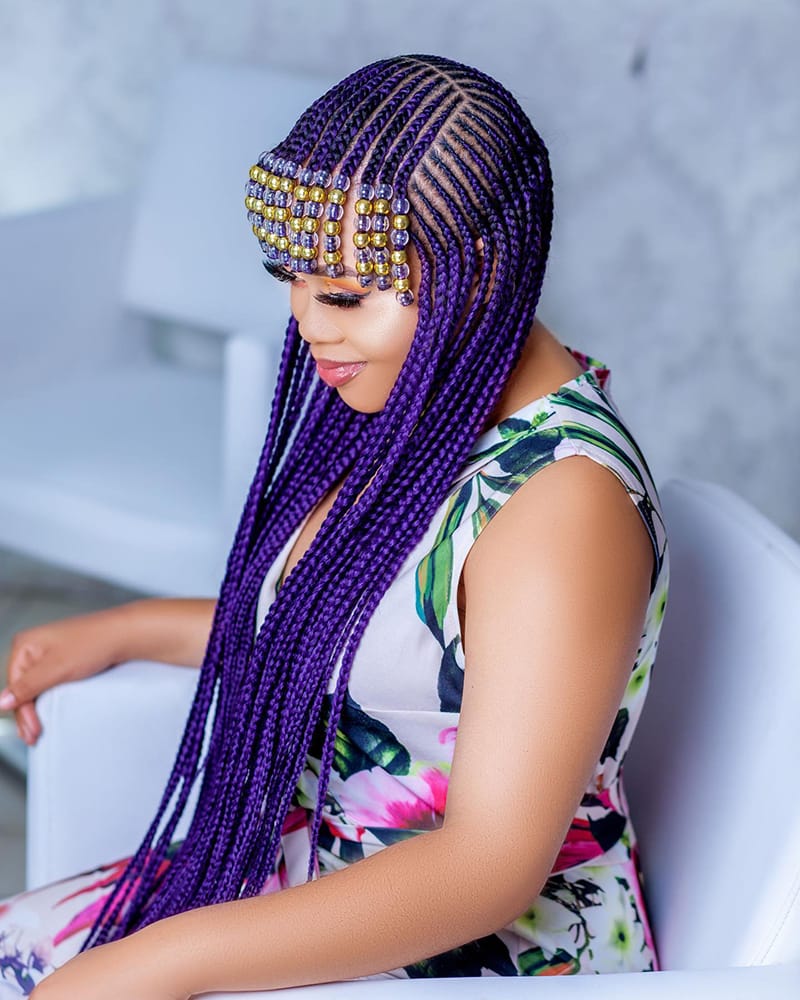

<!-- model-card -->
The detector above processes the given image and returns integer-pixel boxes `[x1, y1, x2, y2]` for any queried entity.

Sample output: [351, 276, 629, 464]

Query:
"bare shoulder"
[462, 453, 655, 611]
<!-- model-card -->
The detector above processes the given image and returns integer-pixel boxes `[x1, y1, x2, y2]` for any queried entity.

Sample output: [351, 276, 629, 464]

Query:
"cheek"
[356, 302, 418, 365]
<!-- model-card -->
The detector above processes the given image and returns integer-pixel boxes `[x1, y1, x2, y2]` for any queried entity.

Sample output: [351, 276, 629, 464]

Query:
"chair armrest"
[26, 659, 200, 890]
[201, 959, 800, 998]
[0, 195, 149, 396]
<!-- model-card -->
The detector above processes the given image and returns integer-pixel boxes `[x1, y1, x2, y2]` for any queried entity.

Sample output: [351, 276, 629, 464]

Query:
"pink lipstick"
[315, 360, 367, 387]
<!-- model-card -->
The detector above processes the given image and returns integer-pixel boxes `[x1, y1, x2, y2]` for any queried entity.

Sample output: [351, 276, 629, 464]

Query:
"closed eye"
[262, 258, 366, 308]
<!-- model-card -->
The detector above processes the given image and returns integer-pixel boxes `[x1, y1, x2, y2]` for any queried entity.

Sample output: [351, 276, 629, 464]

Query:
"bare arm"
[112, 597, 217, 669]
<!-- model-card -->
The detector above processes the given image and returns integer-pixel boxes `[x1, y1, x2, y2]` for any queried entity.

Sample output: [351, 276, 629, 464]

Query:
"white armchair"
[0, 60, 333, 598]
[25, 477, 800, 997]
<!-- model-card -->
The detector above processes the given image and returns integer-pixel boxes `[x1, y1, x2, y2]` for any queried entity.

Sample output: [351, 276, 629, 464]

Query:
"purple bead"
[326, 203, 343, 221]
[324, 235, 339, 252]
[284, 160, 298, 177]
[274, 191, 288, 207]
[292, 202, 305, 217]
[264, 189, 275, 205]
[372, 214, 389, 232]
[314, 169, 332, 187]
[279, 249, 291, 265]
[376, 275, 393, 290]
[300, 232, 318, 248]
[391, 196, 410, 214]
[273, 157, 285, 174]
[357, 182, 374, 200]
[358, 273, 374, 287]
[274, 222, 288, 237]
[259, 240, 270, 252]
[396, 289, 414, 306]
[300, 168, 315, 186]
[392, 263, 410, 279]
[326, 262, 344, 278]
[356, 215, 371, 232]
[262, 152, 275, 169]
[376, 182, 393, 200]
[306, 202, 323, 218]
[390, 229, 409, 247]
[373, 249, 390, 266]
[246, 210, 256, 224]
[356, 248, 372, 265]
[333, 173, 350, 192]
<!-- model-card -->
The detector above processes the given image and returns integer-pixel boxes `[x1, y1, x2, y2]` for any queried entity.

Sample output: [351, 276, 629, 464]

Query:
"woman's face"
[263, 192, 422, 414]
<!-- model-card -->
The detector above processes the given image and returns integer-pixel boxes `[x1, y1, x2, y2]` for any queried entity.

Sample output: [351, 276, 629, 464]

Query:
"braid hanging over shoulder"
[80, 52, 554, 948]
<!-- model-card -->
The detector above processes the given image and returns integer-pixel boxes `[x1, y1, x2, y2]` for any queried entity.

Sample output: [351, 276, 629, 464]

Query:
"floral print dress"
[0, 346, 669, 994]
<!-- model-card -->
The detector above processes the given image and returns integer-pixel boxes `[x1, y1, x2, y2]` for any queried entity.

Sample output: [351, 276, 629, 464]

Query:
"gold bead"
[290, 217, 303, 232]
[353, 232, 370, 249]
[254, 199, 265, 214]
[258, 227, 267, 240]
[274, 207, 288, 222]
[374, 262, 390, 276]
[277, 236, 290, 251]
[356, 260, 374, 275]
[289, 243, 302, 257]
[355, 198, 372, 215]
[308, 186, 326, 202]
[370, 232, 388, 248]
[390, 249, 407, 264]
[392, 214, 409, 230]
[323, 220, 341, 236]
[265, 206, 276, 220]
[328, 188, 346, 205]
[294, 185, 308, 201]
[374, 198, 390, 214]
[249, 165, 260, 181]
[303, 217, 319, 233]
[267, 232, 277, 245]
[302, 246, 317, 260]
[393, 277, 410, 292]
[268, 174, 281, 190]
[245, 195, 253, 209]
[251, 222, 258, 234]
[279, 177, 295, 193]
[323, 250, 343, 265]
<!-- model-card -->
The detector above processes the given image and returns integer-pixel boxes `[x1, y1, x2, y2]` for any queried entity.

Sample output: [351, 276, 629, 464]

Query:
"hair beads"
[246, 159, 415, 306]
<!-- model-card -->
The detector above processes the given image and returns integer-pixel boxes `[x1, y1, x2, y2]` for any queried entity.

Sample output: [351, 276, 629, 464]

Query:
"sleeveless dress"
[0, 346, 669, 994]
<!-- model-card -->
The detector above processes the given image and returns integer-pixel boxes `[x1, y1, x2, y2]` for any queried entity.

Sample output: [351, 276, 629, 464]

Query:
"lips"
[315, 358, 365, 370]
[315, 360, 367, 387]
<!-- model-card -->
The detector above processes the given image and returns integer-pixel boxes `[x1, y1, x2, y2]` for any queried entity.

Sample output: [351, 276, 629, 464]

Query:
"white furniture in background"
[0, 60, 333, 599]
[26, 478, 800, 996]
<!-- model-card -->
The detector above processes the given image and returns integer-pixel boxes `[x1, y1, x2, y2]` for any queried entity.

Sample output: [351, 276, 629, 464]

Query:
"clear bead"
[306, 202, 323, 218]
[376, 274, 393, 290]
[391, 196, 410, 214]
[300, 168, 315, 186]
[396, 289, 415, 306]
[358, 273, 374, 287]
[326, 203, 344, 221]
[284, 160, 298, 177]
[274, 191, 288, 207]
[391, 262, 410, 279]
[357, 182, 374, 200]
[300, 232, 318, 248]
[373, 249, 390, 266]
[324, 235, 340, 252]
[372, 214, 389, 232]
[356, 215, 372, 232]
[333, 173, 351, 192]
[292, 202, 305, 217]
[390, 229, 409, 247]
[315, 169, 332, 187]
[375, 182, 394, 200]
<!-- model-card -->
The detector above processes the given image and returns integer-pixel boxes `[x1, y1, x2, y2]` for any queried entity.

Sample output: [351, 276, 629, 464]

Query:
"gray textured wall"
[1, 0, 798, 538]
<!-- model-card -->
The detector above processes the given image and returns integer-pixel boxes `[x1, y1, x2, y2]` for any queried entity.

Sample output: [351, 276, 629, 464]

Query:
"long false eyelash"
[262, 257, 364, 309]
[262, 259, 295, 282]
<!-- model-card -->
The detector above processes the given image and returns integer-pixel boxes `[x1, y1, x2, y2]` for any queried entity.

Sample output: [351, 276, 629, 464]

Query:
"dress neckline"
[465, 344, 611, 461]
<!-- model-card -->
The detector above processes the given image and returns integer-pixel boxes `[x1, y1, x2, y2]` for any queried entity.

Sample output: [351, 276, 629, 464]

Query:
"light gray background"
[1, 0, 798, 539]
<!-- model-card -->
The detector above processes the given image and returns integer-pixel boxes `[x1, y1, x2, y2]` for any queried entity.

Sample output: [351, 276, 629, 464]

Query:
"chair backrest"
[121, 60, 336, 335]
[624, 478, 800, 970]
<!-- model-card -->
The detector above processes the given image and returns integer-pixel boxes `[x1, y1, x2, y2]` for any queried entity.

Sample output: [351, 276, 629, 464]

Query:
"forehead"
[245, 158, 413, 301]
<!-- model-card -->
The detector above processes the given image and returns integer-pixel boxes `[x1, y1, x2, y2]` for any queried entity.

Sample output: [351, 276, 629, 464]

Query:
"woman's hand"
[0, 606, 132, 746]
[28, 932, 189, 1000]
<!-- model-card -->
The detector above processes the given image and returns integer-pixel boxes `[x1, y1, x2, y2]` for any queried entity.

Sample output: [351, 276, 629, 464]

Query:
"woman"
[0, 53, 669, 996]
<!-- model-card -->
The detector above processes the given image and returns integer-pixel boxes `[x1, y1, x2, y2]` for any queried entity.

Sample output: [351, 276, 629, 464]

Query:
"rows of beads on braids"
[245, 153, 414, 305]
[351, 180, 414, 305]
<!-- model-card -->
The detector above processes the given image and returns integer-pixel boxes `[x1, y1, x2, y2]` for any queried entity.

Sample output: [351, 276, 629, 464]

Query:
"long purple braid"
[80, 52, 553, 948]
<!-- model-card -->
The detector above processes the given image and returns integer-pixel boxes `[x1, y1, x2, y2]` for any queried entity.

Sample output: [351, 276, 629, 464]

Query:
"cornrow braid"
[79, 52, 554, 947]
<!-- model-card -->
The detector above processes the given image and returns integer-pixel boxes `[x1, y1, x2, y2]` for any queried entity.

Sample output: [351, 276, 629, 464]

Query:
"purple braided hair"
[79, 51, 554, 947]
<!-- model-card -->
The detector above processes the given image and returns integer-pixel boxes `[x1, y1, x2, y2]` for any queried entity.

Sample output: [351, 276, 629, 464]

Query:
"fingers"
[17, 700, 42, 745]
